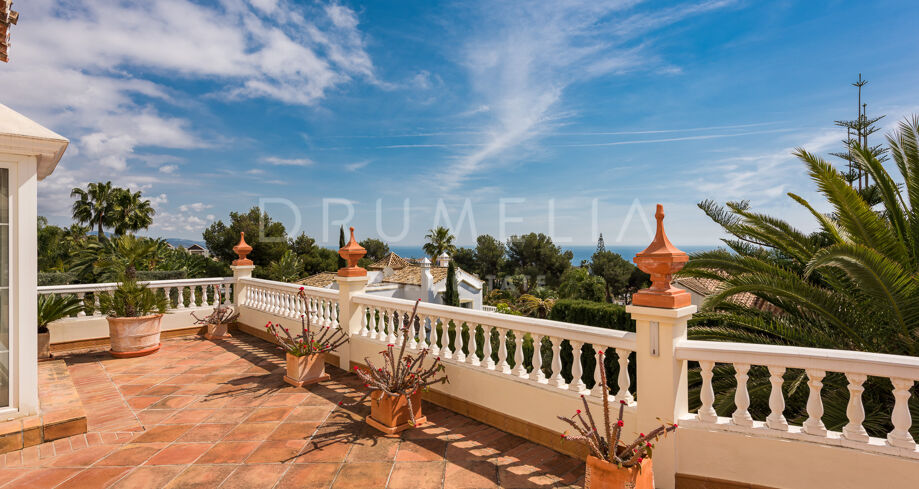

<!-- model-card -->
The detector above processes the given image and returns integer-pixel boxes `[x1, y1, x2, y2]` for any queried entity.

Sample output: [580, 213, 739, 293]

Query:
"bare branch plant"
[265, 288, 349, 356]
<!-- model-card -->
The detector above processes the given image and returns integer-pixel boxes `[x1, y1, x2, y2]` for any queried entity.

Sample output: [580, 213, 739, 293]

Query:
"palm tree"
[112, 188, 155, 235]
[423, 226, 457, 259]
[679, 116, 919, 437]
[71, 181, 117, 238]
[71, 234, 160, 282]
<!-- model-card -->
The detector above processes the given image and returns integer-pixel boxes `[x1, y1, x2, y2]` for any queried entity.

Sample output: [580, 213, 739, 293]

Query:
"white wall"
[48, 307, 215, 345]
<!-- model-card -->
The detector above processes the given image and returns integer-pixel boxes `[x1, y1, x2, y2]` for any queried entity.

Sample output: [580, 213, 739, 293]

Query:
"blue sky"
[7, 0, 919, 246]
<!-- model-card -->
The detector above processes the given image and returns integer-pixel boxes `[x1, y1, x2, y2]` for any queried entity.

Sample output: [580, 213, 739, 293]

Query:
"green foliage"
[505, 233, 572, 288]
[680, 116, 919, 437]
[71, 182, 154, 238]
[37, 294, 84, 332]
[557, 267, 606, 302]
[267, 250, 304, 282]
[474, 234, 505, 282]
[290, 233, 338, 275]
[111, 188, 155, 235]
[203, 207, 288, 268]
[359, 238, 389, 262]
[515, 294, 555, 318]
[338, 226, 346, 269]
[38, 272, 78, 286]
[451, 247, 476, 274]
[548, 299, 634, 332]
[98, 277, 168, 318]
[443, 261, 460, 307]
[423, 226, 457, 259]
[589, 250, 634, 301]
[136, 270, 188, 281]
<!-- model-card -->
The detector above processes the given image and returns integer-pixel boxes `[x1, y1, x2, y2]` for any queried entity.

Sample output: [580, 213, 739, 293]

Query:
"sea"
[388, 245, 714, 265]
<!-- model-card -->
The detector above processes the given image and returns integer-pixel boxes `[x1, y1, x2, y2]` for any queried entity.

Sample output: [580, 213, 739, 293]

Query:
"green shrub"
[38, 272, 78, 286]
[37, 294, 84, 332]
[136, 270, 187, 281]
[547, 299, 634, 332]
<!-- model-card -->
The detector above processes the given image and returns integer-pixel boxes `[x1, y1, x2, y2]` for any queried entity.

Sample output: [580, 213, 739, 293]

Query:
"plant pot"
[38, 331, 51, 360]
[283, 352, 330, 387]
[205, 323, 231, 340]
[584, 455, 653, 489]
[366, 389, 426, 435]
[107, 314, 163, 358]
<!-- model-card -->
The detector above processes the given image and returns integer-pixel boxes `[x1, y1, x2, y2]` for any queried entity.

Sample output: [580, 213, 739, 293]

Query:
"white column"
[842, 372, 868, 442]
[231, 265, 255, 307]
[625, 304, 696, 489]
[731, 363, 753, 427]
[887, 378, 916, 449]
[570, 341, 587, 393]
[615, 348, 633, 404]
[335, 274, 369, 371]
[697, 360, 717, 423]
[766, 366, 788, 430]
[803, 369, 827, 437]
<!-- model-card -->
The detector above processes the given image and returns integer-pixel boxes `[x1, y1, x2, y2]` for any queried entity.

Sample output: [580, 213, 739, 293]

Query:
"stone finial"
[632, 204, 690, 308]
[232, 232, 253, 266]
[338, 227, 367, 277]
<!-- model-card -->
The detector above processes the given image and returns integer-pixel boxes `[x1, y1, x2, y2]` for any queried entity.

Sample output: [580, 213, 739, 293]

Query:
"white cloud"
[159, 165, 178, 174]
[178, 202, 214, 213]
[345, 160, 372, 172]
[261, 156, 316, 167]
[439, 0, 737, 189]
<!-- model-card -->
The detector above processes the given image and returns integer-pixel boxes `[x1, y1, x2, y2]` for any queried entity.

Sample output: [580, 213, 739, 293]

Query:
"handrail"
[675, 340, 919, 380]
[352, 292, 636, 348]
[38, 276, 233, 294]
[239, 277, 340, 301]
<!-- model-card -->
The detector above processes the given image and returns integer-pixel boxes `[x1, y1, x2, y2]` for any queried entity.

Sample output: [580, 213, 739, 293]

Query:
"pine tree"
[830, 74, 887, 191]
[596, 233, 605, 254]
[337, 226, 346, 269]
[444, 261, 460, 307]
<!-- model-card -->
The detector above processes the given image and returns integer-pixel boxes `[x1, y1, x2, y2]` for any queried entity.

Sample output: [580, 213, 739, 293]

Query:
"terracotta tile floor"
[1, 334, 584, 488]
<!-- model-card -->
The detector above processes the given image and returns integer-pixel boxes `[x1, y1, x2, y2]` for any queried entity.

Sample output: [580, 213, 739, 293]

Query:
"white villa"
[298, 252, 484, 310]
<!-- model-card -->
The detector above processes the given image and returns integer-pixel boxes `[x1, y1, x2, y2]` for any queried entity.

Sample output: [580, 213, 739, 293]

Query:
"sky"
[5, 0, 919, 247]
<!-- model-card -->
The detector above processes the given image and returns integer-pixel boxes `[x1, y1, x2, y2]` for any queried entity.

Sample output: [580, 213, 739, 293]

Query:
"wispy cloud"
[261, 156, 316, 167]
[345, 160, 373, 172]
[437, 0, 738, 190]
[555, 128, 794, 147]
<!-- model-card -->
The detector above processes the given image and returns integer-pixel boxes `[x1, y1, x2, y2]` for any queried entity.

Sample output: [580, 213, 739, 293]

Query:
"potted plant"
[37, 294, 83, 360]
[352, 299, 448, 435]
[266, 288, 349, 387]
[192, 303, 239, 340]
[99, 276, 168, 358]
[558, 350, 677, 489]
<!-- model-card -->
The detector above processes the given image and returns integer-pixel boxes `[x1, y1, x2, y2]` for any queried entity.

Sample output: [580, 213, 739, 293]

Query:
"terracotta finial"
[632, 204, 690, 308]
[232, 232, 254, 266]
[338, 226, 367, 277]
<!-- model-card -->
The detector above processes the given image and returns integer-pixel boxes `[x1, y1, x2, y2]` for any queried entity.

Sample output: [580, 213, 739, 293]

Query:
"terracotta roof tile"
[296, 272, 337, 288]
[366, 252, 409, 270]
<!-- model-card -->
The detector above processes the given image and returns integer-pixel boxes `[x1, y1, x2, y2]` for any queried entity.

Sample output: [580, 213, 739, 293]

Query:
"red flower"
[646, 442, 652, 448]
[299, 286, 305, 291]
[337, 401, 343, 406]
[576, 409, 581, 414]
[673, 423, 678, 428]
[638, 457, 643, 463]
[639, 433, 644, 437]
[620, 400, 627, 404]
[617, 420, 624, 427]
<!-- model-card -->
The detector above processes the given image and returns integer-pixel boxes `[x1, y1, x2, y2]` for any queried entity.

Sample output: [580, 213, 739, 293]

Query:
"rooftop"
[1, 335, 583, 488]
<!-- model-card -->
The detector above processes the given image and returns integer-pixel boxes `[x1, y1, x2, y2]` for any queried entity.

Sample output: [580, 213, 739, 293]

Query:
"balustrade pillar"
[843, 372, 868, 442]
[887, 378, 916, 449]
[697, 360, 717, 423]
[766, 366, 788, 430]
[803, 369, 827, 436]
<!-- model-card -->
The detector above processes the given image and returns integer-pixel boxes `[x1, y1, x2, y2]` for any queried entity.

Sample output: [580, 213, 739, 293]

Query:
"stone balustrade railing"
[675, 340, 919, 458]
[239, 277, 340, 329]
[38, 277, 234, 317]
[351, 292, 638, 404]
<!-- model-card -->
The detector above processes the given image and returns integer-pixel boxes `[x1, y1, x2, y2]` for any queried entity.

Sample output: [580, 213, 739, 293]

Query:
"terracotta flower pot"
[284, 352, 330, 387]
[584, 455, 653, 489]
[366, 389, 425, 435]
[107, 314, 163, 358]
[38, 331, 51, 360]
[205, 323, 231, 340]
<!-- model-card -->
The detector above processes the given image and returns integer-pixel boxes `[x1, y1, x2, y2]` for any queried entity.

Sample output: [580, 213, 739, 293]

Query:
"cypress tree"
[444, 261, 460, 307]
[337, 226, 346, 269]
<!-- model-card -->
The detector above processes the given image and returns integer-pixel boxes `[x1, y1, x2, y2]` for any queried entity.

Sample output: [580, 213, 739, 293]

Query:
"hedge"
[136, 270, 187, 281]
[547, 299, 634, 332]
[38, 272, 78, 286]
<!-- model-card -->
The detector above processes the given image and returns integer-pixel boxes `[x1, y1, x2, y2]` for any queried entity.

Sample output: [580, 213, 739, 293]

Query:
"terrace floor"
[0, 334, 584, 488]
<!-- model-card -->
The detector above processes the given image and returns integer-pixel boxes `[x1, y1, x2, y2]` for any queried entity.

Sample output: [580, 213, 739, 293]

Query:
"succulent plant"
[265, 288, 349, 356]
[558, 350, 677, 468]
[191, 303, 239, 326]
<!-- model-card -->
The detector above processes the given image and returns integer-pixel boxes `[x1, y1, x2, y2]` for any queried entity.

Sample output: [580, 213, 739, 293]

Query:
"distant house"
[674, 275, 779, 313]
[186, 244, 208, 257]
[298, 252, 484, 309]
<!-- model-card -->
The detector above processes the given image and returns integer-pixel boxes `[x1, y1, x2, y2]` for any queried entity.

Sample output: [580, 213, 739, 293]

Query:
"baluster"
[390, 310, 401, 345]
[189, 285, 197, 307]
[440, 318, 452, 358]
[530, 335, 545, 383]
[466, 324, 479, 366]
[765, 366, 788, 430]
[177, 287, 186, 308]
[842, 373, 868, 442]
[591, 346, 604, 398]
[93, 292, 102, 316]
[803, 369, 827, 436]
[222, 283, 230, 304]
[570, 341, 586, 393]
[615, 348, 633, 404]
[698, 360, 717, 423]
[497, 328, 511, 374]
[77, 293, 86, 317]
[331, 301, 339, 329]
[209, 284, 217, 306]
[430, 317, 440, 354]
[417, 316, 429, 349]
[732, 363, 753, 427]
[371, 307, 382, 340]
[551, 337, 566, 388]
[513, 330, 527, 377]
[452, 321, 465, 362]
[887, 378, 916, 449]
[408, 314, 418, 350]
[482, 326, 494, 369]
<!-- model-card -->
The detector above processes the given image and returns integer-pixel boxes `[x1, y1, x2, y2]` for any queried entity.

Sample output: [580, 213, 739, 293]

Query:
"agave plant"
[680, 116, 919, 437]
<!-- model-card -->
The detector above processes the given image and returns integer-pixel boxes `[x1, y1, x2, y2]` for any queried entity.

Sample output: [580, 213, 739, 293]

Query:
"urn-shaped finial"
[232, 232, 254, 266]
[338, 227, 367, 277]
[632, 204, 690, 308]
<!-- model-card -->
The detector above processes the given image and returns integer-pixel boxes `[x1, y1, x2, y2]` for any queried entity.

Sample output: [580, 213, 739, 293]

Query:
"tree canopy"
[504, 233, 572, 287]
[423, 226, 457, 259]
